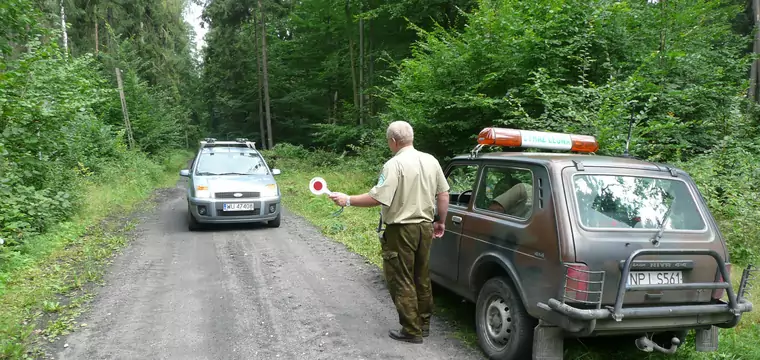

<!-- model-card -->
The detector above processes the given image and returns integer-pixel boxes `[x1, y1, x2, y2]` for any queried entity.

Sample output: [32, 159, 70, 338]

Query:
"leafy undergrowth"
[0, 150, 191, 359]
[266, 148, 760, 360]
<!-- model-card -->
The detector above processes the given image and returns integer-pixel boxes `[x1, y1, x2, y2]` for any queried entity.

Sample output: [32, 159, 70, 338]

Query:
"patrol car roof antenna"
[623, 101, 636, 158]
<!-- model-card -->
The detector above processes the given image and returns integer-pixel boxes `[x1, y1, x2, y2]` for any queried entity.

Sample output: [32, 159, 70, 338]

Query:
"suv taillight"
[712, 263, 731, 300]
[565, 263, 590, 302]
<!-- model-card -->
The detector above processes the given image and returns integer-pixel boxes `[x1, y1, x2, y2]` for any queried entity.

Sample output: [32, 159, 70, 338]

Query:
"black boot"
[389, 329, 423, 344]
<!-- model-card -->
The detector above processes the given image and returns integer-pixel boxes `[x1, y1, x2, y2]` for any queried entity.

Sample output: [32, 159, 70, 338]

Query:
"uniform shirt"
[491, 183, 533, 218]
[368, 146, 450, 224]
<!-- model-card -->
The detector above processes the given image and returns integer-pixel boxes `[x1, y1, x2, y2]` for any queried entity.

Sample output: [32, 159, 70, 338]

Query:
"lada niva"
[428, 127, 755, 359]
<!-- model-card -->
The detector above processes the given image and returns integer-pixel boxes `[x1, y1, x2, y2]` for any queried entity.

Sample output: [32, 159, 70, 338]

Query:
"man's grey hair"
[386, 121, 414, 145]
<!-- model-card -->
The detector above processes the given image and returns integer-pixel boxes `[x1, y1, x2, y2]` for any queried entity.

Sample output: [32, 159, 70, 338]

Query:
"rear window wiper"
[651, 200, 675, 246]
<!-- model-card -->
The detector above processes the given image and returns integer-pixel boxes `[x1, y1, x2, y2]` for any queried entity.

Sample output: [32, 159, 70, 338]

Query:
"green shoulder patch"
[377, 173, 385, 186]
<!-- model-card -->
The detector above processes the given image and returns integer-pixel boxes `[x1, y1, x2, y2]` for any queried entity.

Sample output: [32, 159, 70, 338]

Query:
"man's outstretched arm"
[328, 162, 397, 208]
[348, 193, 381, 207]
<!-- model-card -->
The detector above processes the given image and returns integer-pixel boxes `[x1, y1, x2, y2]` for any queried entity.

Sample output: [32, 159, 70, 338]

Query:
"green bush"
[267, 139, 760, 267]
[0, 0, 193, 254]
[678, 143, 760, 265]
[0, 49, 117, 243]
[382, 0, 753, 164]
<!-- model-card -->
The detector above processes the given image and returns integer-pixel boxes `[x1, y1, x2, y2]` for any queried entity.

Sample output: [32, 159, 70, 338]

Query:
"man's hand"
[328, 192, 349, 207]
[433, 221, 445, 238]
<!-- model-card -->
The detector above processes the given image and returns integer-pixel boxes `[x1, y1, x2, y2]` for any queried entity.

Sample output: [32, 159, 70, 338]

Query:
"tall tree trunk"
[658, 0, 667, 66]
[345, 0, 359, 121]
[94, 4, 99, 55]
[749, 0, 760, 102]
[259, 0, 274, 149]
[333, 91, 338, 123]
[254, 16, 266, 149]
[358, 0, 364, 125]
[95, 22, 99, 54]
[368, 13, 374, 117]
[60, 0, 68, 58]
[107, 7, 113, 51]
[115, 68, 136, 149]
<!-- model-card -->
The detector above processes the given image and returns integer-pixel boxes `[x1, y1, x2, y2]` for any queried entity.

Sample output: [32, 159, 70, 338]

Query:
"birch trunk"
[61, 0, 68, 58]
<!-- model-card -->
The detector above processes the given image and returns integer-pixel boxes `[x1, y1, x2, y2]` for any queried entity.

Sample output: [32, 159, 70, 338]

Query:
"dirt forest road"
[53, 182, 483, 360]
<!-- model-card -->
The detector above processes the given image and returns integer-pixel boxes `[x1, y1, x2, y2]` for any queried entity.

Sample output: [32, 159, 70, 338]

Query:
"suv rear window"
[572, 174, 706, 231]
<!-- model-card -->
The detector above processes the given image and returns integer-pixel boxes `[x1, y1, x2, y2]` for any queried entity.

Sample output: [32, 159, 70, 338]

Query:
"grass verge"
[0, 150, 192, 359]
[270, 154, 760, 360]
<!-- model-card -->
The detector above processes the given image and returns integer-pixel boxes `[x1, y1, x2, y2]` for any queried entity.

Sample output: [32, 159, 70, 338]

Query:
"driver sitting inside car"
[488, 182, 533, 218]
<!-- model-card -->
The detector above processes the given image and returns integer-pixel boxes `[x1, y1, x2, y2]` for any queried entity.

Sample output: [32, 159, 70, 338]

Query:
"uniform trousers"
[380, 222, 434, 337]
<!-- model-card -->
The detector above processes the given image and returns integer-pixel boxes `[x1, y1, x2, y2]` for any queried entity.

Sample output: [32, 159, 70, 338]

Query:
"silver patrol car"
[180, 138, 282, 231]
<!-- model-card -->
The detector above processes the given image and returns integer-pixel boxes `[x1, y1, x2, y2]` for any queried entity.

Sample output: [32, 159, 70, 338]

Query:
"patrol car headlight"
[261, 184, 278, 197]
[195, 185, 210, 198]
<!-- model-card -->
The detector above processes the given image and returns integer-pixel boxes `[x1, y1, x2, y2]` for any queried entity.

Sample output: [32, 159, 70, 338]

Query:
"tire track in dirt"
[51, 184, 483, 360]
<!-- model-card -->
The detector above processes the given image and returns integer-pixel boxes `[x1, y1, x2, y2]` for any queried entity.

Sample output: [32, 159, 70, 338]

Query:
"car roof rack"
[199, 138, 257, 150]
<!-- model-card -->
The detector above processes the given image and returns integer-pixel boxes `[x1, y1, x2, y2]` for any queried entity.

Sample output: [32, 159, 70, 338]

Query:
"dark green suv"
[429, 127, 755, 359]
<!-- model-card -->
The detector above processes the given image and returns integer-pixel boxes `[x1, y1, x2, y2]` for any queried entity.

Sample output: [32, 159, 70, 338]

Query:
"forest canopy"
[197, 0, 760, 264]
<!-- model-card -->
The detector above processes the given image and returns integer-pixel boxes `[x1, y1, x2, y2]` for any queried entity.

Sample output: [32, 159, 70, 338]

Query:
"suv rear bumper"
[541, 297, 752, 325]
[538, 249, 755, 335]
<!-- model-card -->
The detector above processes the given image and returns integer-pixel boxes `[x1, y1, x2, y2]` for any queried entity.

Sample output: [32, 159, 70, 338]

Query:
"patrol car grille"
[215, 192, 259, 199]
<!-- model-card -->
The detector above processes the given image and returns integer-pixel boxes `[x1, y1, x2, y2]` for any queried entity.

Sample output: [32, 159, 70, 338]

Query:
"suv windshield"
[572, 174, 705, 231]
[195, 150, 269, 176]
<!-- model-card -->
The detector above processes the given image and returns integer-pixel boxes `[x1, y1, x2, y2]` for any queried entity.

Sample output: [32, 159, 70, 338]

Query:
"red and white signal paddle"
[309, 177, 332, 196]
[310, 177, 344, 216]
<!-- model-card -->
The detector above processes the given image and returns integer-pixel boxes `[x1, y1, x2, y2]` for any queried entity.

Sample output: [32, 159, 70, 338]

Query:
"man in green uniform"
[328, 120, 450, 344]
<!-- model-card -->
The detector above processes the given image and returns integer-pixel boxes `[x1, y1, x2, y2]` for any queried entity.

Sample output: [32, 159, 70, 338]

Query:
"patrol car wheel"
[475, 276, 534, 360]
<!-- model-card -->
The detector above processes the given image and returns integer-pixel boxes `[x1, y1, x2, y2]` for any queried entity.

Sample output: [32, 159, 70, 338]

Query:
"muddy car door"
[456, 160, 561, 312]
[430, 161, 480, 283]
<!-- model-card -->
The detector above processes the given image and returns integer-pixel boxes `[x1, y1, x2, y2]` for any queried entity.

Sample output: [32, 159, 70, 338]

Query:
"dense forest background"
[2, 0, 759, 278]
[2, 0, 760, 357]
[199, 0, 760, 264]
[1, 0, 202, 248]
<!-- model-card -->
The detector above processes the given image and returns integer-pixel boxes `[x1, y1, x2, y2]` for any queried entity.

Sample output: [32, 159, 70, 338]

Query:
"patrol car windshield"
[572, 174, 706, 231]
[195, 150, 270, 176]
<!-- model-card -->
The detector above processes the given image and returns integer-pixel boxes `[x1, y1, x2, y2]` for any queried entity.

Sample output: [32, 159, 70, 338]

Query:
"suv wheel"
[475, 276, 535, 359]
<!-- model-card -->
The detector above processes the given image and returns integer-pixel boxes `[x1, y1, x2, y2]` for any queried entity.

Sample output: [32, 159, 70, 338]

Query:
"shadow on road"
[187, 221, 271, 232]
[427, 279, 646, 357]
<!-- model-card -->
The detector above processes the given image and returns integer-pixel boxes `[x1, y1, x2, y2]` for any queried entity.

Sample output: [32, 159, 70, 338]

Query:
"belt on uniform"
[380, 221, 434, 228]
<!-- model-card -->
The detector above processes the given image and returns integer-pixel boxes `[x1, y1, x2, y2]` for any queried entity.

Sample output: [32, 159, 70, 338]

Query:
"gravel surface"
[53, 183, 484, 360]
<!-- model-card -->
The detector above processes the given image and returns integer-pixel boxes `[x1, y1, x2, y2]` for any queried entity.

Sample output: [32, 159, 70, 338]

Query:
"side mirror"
[179, 169, 190, 177]
[272, 169, 281, 175]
